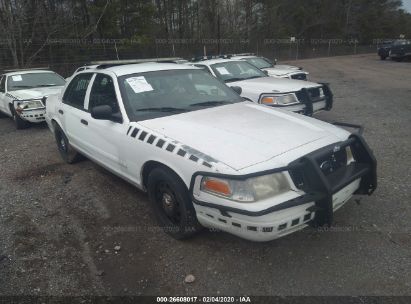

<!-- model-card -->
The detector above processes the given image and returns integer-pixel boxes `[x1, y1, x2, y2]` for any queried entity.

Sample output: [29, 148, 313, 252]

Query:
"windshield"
[244, 57, 273, 69]
[118, 69, 243, 121]
[7, 72, 66, 91]
[210, 61, 267, 83]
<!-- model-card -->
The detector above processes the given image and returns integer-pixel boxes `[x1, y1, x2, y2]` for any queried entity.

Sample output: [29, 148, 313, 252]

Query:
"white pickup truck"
[0, 70, 66, 129]
[190, 59, 332, 116]
[231, 55, 309, 80]
[46, 62, 376, 242]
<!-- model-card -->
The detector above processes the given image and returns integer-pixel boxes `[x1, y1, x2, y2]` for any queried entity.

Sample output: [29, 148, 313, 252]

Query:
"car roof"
[3, 70, 55, 76]
[84, 62, 200, 77]
[231, 55, 258, 59]
[193, 58, 243, 66]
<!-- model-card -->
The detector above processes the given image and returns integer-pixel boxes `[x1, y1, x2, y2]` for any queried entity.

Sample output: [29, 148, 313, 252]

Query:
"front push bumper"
[190, 134, 377, 242]
[264, 83, 333, 116]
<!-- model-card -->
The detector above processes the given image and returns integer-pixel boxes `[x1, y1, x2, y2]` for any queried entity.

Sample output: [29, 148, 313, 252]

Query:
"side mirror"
[231, 86, 242, 95]
[263, 70, 269, 76]
[91, 105, 113, 120]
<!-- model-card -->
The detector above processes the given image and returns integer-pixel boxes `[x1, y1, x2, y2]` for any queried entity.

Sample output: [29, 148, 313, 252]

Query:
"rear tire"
[147, 167, 202, 239]
[54, 124, 81, 164]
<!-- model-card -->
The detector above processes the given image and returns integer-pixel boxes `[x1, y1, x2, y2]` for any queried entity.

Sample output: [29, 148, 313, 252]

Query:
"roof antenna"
[115, 41, 120, 60]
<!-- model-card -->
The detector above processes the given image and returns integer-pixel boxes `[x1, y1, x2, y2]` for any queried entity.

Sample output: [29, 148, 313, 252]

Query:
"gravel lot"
[0, 54, 410, 296]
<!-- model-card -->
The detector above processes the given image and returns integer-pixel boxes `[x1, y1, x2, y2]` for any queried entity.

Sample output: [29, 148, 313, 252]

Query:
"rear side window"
[63, 73, 93, 109]
[0, 76, 5, 92]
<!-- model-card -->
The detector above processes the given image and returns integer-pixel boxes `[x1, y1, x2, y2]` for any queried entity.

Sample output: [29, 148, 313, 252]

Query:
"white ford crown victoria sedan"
[46, 63, 376, 242]
[190, 59, 332, 116]
[0, 70, 66, 129]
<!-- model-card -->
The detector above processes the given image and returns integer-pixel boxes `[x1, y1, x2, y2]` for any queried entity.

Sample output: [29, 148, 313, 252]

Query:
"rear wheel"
[54, 124, 81, 164]
[147, 167, 202, 239]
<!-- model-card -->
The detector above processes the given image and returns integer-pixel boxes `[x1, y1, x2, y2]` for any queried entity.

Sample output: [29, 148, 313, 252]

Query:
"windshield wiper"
[36, 84, 60, 87]
[136, 107, 189, 113]
[190, 101, 232, 107]
[10, 85, 34, 89]
[246, 75, 265, 80]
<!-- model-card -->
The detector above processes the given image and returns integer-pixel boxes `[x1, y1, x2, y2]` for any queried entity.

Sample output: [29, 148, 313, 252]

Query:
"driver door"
[82, 73, 129, 175]
[0, 75, 8, 114]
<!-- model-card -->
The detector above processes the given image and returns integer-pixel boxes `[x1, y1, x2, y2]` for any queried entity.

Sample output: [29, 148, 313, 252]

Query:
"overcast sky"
[402, 0, 411, 12]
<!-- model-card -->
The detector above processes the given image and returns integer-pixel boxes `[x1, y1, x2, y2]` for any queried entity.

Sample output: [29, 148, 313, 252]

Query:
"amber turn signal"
[202, 178, 232, 196]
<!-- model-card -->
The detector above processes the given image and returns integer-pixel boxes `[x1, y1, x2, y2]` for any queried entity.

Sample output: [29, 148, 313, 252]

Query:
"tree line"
[1, 0, 410, 71]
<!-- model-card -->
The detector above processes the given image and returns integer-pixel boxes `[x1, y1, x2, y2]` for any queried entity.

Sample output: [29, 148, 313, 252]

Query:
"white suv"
[231, 55, 309, 80]
[0, 70, 66, 129]
[190, 59, 332, 115]
[46, 63, 376, 242]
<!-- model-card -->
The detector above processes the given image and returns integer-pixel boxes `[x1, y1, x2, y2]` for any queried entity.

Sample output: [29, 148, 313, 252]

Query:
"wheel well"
[51, 119, 61, 132]
[141, 161, 183, 190]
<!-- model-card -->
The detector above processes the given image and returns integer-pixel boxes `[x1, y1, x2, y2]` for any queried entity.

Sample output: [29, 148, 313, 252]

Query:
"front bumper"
[18, 108, 46, 123]
[190, 134, 377, 241]
[296, 83, 333, 116]
[194, 178, 360, 241]
[13, 99, 46, 123]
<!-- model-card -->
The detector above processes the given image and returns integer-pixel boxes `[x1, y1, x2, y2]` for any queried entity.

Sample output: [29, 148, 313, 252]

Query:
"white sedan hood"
[9, 86, 64, 100]
[139, 102, 349, 171]
[275, 64, 301, 70]
[263, 67, 305, 77]
[230, 77, 320, 93]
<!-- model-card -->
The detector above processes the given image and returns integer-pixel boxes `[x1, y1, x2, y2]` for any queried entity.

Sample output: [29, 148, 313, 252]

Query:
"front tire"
[147, 167, 202, 239]
[380, 55, 386, 60]
[54, 124, 81, 164]
[10, 107, 29, 129]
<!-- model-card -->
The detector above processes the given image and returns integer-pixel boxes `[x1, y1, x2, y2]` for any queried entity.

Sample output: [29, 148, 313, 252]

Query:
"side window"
[63, 73, 93, 109]
[0, 76, 6, 93]
[89, 74, 120, 113]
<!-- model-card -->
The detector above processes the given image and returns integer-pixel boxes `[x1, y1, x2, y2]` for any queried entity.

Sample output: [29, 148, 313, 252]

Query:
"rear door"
[60, 73, 94, 153]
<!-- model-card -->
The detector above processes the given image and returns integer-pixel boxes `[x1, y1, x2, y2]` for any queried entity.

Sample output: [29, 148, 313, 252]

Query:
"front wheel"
[54, 124, 81, 164]
[11, 107, 29, 129]
[380, 55, 386, 60]
[147, 167, 202, 239]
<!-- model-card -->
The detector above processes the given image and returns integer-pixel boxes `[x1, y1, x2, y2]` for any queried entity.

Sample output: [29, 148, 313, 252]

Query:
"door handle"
[58, 109, 64, 115]
[80, 119, 88, 126]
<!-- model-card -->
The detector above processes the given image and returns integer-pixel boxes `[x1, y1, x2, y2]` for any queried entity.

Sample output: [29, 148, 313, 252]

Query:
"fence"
[0, 38, 377, 77]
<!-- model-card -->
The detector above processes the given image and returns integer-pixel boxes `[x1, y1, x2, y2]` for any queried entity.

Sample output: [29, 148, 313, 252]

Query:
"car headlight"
[17, 99, 44, 110]
[200, 173, 290, 202]
[260, 93, 299, 106]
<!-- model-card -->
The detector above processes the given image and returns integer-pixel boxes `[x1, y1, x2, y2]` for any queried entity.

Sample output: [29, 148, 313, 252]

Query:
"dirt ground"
[0, 54, 410, 296]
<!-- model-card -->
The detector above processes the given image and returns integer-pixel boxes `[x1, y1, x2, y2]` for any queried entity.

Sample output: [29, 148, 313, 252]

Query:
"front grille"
[307, 87, 321, 99]
[290, 147, 348, 190]
[291, 73, 307, 81]
[316, 148, 347, 176]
